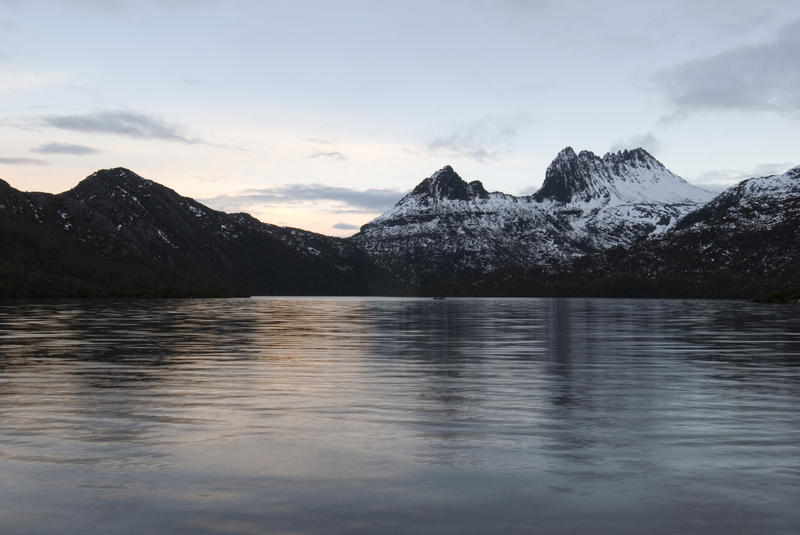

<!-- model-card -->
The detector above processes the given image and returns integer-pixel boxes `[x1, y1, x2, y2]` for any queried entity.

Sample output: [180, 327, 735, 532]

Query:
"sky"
[1, 0, 798, 236]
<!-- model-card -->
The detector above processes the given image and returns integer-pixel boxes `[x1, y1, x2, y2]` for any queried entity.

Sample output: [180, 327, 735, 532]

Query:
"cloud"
[428, 114, 534, 162]
[0, 157, 49, 165]
[41, 111, 200, 143]
[609, 132, 663, 154]
[655, 21, 800, 116]
[308, 151, 347, 161]
[31, 142, 100, 155]
[305, 138, 337, 145]
[332, 222, 360, 231]
[202, 184, 403, 214]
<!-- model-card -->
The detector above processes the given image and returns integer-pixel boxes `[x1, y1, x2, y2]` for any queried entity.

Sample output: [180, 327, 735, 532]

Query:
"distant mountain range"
[1, 148, 797, 298]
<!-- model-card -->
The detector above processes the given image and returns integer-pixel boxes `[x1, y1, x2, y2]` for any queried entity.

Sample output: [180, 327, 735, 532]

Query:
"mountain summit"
[533, 147, 709, 204]
[409, 166, 489, 202]
[354, 147, 714, 285]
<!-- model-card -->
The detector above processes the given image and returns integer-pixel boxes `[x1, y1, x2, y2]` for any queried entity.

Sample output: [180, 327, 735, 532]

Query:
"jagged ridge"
[534, 147, 705, 204]
[409, 165, 489, 202]
[353, 147, 713, 285]
[2, 157, 797, 298]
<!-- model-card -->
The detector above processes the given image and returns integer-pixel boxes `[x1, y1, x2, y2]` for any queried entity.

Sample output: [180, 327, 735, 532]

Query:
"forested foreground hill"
[0, 169, 394, 297]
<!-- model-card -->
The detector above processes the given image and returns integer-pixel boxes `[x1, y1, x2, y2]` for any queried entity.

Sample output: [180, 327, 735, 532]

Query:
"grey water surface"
[0, 297, 798, 534]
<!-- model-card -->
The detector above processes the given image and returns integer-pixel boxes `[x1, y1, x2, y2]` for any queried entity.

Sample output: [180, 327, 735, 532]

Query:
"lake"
[0, 297, 798, 534]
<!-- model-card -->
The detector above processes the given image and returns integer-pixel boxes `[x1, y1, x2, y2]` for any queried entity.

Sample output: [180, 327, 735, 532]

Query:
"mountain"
[352, 147, 713, 285]
[427, 166, 800, 298]
[0, 168, 392, 297]
[1, 156, 796, 299]
[593, 164, 800, 297]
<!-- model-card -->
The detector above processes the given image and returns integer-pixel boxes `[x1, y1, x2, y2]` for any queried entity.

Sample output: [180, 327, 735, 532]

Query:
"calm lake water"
[0, 298, 798, 534]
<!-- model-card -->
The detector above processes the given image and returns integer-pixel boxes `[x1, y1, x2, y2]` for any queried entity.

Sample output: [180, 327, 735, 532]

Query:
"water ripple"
[0, 297, 799, 534]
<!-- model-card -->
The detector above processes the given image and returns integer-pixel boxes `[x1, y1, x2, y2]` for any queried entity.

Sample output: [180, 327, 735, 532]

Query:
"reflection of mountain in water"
[1, 298, 800, 534]
[355, 298, 800, 471]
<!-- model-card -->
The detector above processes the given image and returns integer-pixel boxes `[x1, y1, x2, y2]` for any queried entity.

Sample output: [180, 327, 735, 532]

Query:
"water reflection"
[0, 297, 799, 534]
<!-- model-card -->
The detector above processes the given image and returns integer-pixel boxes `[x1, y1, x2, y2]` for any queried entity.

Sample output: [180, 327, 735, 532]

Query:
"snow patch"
[155, 228, 177, 248]
[188, 205, 206, 218]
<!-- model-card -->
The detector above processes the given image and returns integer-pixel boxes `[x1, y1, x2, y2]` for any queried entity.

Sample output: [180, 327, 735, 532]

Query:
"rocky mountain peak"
[533, 147, 601, 203]
[410, 166, 488, 201]
[603, 147, 657, 164]
[66, 167, 160, 202]
[83, 167, 151, 187]
[554, 146, 578, 161]
[602, 148, 666, 174]
[533, 146, 707, 204]
[86, 167, 137, 179]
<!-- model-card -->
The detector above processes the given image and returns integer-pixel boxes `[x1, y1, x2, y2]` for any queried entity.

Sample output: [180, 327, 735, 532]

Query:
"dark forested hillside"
[0, 169, 394, 297]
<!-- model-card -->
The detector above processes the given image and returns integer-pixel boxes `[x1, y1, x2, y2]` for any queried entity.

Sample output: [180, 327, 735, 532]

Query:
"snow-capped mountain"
[351, 165, 557, 283]
[589, 164, 800, 297]
[534, 147, 708, 204]
[352, 147, 713, 284]
[674, 165, 800, 233]
[2, 157, 796, 298]
[455, 165, 800, 298]
[634, 165, 800, 293]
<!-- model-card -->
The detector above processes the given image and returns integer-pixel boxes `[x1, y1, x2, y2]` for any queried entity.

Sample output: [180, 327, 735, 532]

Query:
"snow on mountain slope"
[674, 165, 800, 232]
[352, 147, 714, 284]
[352, 166, 563, 283]
[535, 147, 710, 204]
[545, 164, 800, 297]
[537, 147, 714, 250]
